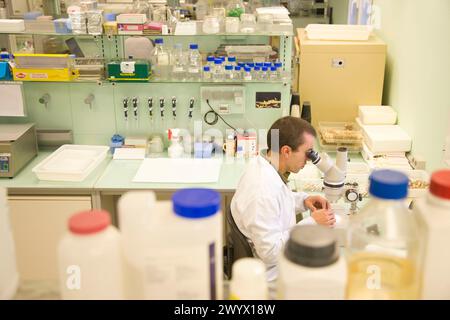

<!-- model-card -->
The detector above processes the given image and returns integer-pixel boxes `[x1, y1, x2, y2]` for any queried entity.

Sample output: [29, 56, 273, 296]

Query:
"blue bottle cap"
[225, 65, 233, 70]
[255, 62, 263, 67]
[234, 66, 242, 71]
[244, 67, 251, 72]
[254, 66, 261, 71]
[238, 62, 246, 67]
[155, 38, 163, 44]
[262, 66, 268, 71]
[275, 62, 282, 68]
[228, 56, 236, 62]
[270, 66, 277, 71]
[247, 63, 255, 68]
[207, 56, 215, 62]
[111, 134, 124, 143]
[263, 62, 271, 67]
[214, 59, 222, 65]
[369, 169, 409, 200]
[190, 43, 198, 49]
[203, 66, 211, 72]
[172, 188, 221, 219]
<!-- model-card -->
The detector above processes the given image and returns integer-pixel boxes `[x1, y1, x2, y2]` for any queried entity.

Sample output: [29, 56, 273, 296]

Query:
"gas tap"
[132, 97, 138, 120]
[188, 97, 195, 119]
[160, 97, 165, 119]
[148, 97, 153, 118]
[123, 97, 129, 121]
[171, 96, 177, 119]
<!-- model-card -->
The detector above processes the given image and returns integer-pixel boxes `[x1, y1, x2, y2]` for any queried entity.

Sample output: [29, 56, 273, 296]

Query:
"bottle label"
[142, 242, 218, 299]
[188, 68, 200, 73]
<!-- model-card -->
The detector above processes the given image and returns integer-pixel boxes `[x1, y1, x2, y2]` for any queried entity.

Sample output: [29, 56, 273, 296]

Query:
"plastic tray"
[318, 134, 362, 153]
[32, 144, 108, 182]
[319, 122, 363, 144]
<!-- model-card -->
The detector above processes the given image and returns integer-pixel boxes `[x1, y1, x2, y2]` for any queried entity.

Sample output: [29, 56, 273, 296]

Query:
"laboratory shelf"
[0, 31, 293, 37]
[1, 79, 291, 85]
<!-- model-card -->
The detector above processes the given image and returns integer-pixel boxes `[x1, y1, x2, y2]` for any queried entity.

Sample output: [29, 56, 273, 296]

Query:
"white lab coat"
[231, 155, 316, 282]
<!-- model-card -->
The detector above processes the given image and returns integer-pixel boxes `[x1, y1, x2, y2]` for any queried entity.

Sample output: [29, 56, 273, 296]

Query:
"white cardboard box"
[358, 105, 397, 125]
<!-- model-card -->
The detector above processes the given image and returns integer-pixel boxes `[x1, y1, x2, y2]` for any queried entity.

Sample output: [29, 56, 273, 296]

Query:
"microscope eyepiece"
[306, 149, 320, 164]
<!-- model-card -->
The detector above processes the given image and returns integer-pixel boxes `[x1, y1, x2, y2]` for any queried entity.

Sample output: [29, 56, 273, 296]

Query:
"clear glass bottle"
[203, 66, 212, 81]
[171, 43, 185, 81]
[234, 65, 242, 80]
[252, 66, 260, 80]
[260, 66, 268, 80]
[346, 170, 423, 300]
[227, 56, 237, 67]
[213, 59, 223, 82]
[187, 43, 202, 81]
[224, 65, 234, 81]
[243, 66, 252, 81]
[269, 65, 278, 81]
[275, 61, 283, 79]
[206, 55, 215, 68]
[151, 38, 170, 80]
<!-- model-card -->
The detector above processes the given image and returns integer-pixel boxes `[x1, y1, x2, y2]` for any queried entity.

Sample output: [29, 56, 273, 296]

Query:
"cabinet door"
[8, 196, 92, 282]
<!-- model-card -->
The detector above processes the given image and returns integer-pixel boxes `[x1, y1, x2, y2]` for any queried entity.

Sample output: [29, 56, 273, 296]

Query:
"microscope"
[306, 147, 363, 215]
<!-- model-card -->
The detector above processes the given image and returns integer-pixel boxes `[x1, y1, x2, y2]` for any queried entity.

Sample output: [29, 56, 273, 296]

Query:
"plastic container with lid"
[225, 16, 239, 33]
[414, 170, 450, 299]
[0, 187, 19, 300]
[203, 15, 220, 34]
[240, 13, 256, 33]
[229, 258, 268, 300]
[346, 170, 423, 300]
[278, 225, 346, 300]
[58, 210, 124, 299]
[119, 189, 223, 299]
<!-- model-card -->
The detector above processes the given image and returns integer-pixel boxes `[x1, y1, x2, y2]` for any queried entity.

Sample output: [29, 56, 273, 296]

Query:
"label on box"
[0, 153, 10, 173]
[30, 73, 49, 79]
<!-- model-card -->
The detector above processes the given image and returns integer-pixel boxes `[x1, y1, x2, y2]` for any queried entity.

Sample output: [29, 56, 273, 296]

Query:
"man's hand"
[311, 209, 336, 227]
[304, 195, 330, 211]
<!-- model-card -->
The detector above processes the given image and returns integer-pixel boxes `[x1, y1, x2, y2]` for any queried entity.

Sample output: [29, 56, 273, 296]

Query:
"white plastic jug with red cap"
[57, 210, 124, 300]
[414, 170, 450, 299]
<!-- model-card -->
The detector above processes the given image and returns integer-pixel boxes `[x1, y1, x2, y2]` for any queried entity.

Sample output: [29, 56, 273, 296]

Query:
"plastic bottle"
[346, 170, 422, 300]
[224, 65, 234, 81]
[168, 129, 184, 158]
[229, 258, 268, 300]
[119, 189, 223, 299]
[187, 43, 202, 80]
[278, 225, 347, 300]
[171, 43, 185, 81]
[151, 38, 170, 80]
[243, 66, 252, 81]
[0, 187, 19, 300]
[414, 170, 450, 299]
[58, 210, 124, 300]
[203, 65, 212, 81]
[213, 59, 223, 82]
[275, 61, 283, 79]
[269, 65, 278, 81]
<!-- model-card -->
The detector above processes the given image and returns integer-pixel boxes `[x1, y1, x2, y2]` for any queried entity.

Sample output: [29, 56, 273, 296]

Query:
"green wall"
[373, 0, 450, 171]
[329, 0, 349, 24]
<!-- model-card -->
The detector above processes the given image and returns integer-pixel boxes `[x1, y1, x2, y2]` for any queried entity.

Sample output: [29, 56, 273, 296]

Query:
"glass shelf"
[2, 79, 291, 85]
[0, 31, 293, 37]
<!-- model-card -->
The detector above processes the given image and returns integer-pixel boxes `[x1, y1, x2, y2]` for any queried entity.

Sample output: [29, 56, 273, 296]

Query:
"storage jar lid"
[369, 169, 408, 200]
[69, 210, 110, 235]
[172, 188, 221, 219]
[284, 225, 338, 267]
[430, 170, 450, 200]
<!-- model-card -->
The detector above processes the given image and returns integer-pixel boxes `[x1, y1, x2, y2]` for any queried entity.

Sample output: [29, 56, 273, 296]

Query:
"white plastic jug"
[58, 210, 124, 300]
[0, 187, 19, 300]
[119, 189, 223, 300]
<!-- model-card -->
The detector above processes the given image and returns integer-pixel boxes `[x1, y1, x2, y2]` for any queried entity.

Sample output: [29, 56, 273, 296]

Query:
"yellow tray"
[12, 67, 78, 82]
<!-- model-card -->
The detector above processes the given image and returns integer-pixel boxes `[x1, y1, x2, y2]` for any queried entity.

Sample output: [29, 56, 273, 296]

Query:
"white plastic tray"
[305, 24, 372, 41]
[32, 144, 108, 182]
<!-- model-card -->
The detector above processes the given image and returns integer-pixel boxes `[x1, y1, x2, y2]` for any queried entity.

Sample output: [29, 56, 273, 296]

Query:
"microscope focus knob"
[346, 189, 359, 202]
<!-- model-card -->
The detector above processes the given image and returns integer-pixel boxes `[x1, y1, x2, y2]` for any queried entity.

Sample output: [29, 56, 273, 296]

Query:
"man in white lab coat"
[231, 116, 335, 281]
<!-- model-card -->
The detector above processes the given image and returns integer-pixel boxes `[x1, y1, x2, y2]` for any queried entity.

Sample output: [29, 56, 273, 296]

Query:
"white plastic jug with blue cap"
[346, 169, 423, 300]
[118, 188, 223, 300]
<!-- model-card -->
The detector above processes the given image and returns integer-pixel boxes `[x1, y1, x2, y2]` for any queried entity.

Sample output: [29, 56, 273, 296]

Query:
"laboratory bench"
[2, 149, 366, 284]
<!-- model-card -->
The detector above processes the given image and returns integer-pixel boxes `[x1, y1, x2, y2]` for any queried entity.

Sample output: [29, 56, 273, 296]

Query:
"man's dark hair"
[267, 116, 317, 152]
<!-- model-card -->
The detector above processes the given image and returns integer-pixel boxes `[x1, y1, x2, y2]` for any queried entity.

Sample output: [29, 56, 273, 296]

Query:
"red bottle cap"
[69, 210, 111, 235]
[429, 170, 450, 200]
